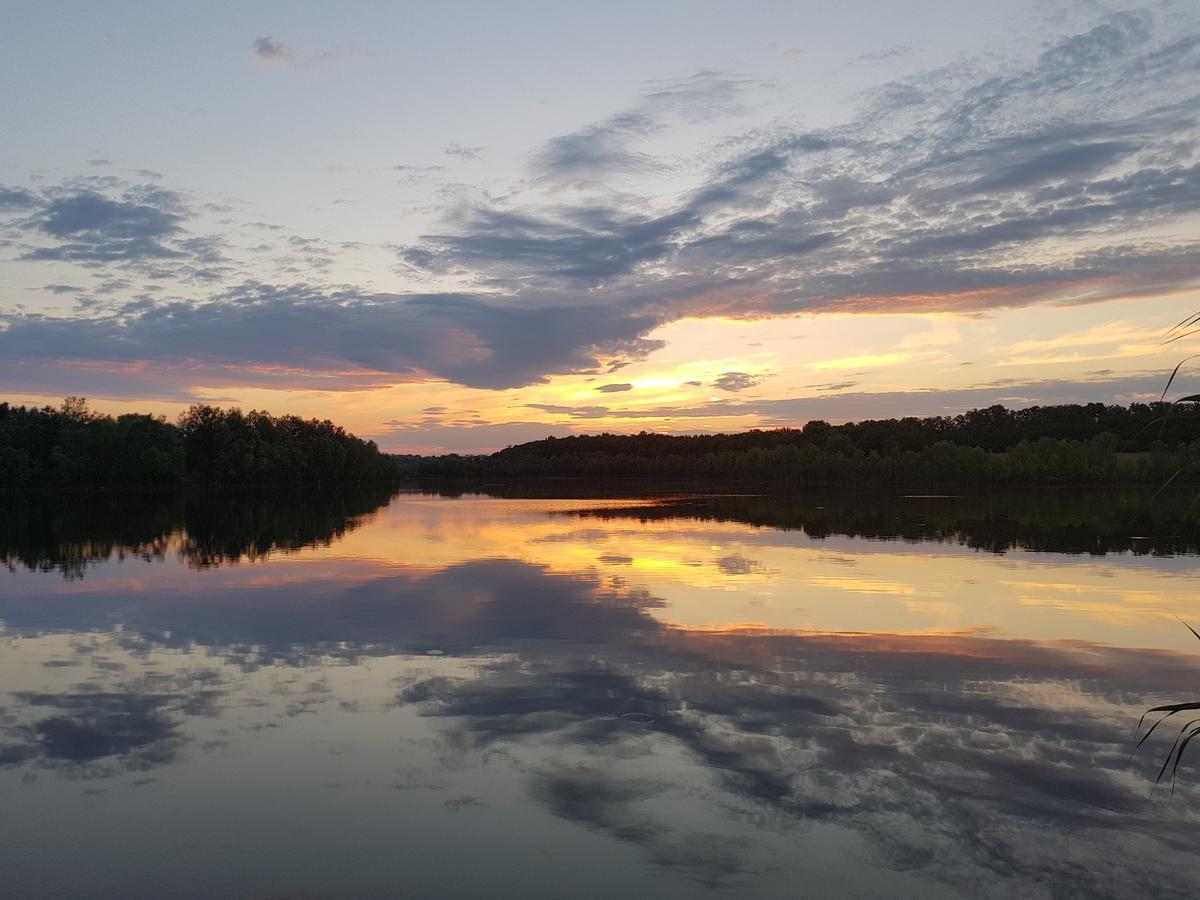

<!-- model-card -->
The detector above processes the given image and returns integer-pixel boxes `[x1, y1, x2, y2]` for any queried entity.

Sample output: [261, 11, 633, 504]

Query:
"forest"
[0, 398, 397, 489]
[413, 401, 1200, 488]
[6, 398, 1199, 491]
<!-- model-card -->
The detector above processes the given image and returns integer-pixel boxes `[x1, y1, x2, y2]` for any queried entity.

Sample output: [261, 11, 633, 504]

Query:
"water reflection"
[564, 488, 1200, 555]
[2, 489, 1200, 897]
[1, 484, 397, 578]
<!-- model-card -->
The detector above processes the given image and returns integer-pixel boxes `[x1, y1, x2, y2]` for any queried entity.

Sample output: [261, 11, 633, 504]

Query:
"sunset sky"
[2, 1, 1199, 452]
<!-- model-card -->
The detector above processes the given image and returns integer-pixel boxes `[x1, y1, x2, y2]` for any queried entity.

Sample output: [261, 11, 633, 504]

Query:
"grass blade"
[1170, 725, 1200, 797]
[1164, 310, 1200, 340]
[1174, 614, 1200, 644]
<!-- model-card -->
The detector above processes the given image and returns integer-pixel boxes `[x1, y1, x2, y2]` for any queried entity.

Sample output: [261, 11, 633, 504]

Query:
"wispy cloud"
[531, 71, 749, 185]
[251, 34, 345, 68]
[444, 142, 484, 161]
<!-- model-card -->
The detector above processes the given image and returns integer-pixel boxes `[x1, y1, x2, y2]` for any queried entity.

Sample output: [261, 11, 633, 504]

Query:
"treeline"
[412, 402, 1200, 487]
[0, 398, 397, 488]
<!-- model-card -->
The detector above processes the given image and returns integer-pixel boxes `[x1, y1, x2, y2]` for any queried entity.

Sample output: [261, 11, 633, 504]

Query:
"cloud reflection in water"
[2, 491, 1200, 896]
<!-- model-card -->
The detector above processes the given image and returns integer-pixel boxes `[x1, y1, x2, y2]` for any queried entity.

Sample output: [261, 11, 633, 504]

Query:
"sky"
[1, 0, 1199, 453]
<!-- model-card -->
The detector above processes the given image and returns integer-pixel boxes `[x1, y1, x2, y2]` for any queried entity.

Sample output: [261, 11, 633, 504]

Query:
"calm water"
[3, 487, 1200, 898]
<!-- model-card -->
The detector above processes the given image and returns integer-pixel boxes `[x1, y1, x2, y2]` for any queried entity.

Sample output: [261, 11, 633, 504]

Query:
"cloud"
[444, 142, 484, 160]
[40, 191, 182, 240]
[392, 163, 448, 186]
[596, 382, 633, 393]
[0, 282, 665, 392]
[965, 140, 1137, 194]
[253, 36, 293, 63]
[531, 71, 748, 184]
[856, 44, 914, 64]
[401, 203, 699, 288]
[0, 186, 37, 209]
[533, 111, 658, 182]
[401, 12, 1200, 325]
[2, 183, 228, 274]
[251, 35, 344, 68]
[713, 371, 762, 392]
[811, 381, 858, 392]
[5, 12, 1200, 401]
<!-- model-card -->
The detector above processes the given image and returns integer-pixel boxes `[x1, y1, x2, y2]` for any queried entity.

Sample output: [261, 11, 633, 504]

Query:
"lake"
[2, 486, 1200, 898]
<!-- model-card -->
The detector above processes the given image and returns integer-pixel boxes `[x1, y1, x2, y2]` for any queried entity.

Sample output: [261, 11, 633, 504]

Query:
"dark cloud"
[595, 382, 633, 393]
[0, 186, 37, 209]
[23, 238, 183, 264]
[965, 140, 1137, 194]
[253, 36, 293, 62]
[3, 185, 229, 274]
[713, 371, 762, 392]
[0, 282, 665, 391]
[39, 190, 181, 239]
[402, 204, 698, 288]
